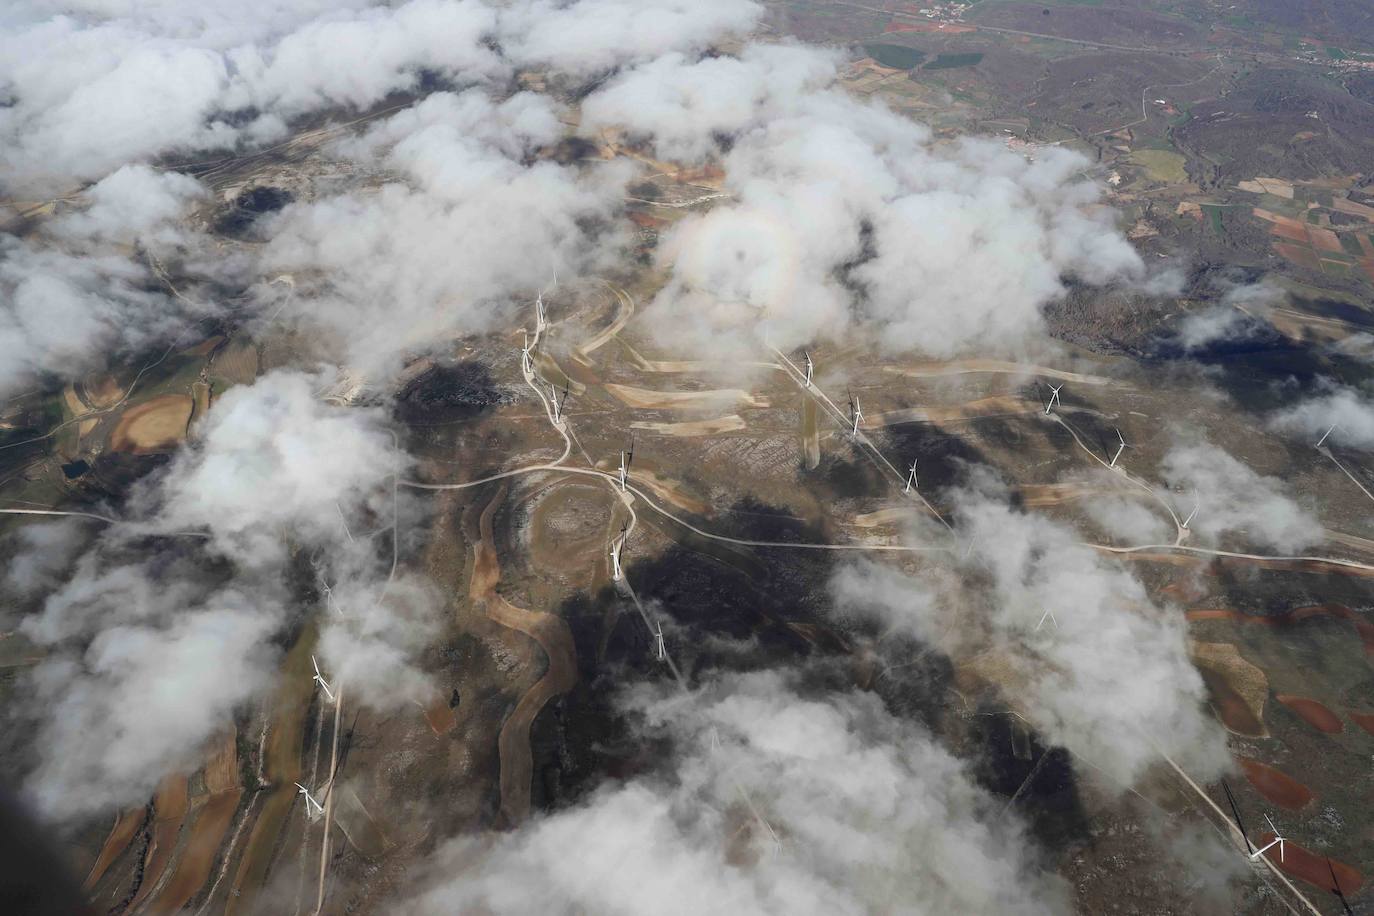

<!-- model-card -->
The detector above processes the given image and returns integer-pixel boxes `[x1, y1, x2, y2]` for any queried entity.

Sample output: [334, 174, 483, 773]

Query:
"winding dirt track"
[470, 484, 577, 825]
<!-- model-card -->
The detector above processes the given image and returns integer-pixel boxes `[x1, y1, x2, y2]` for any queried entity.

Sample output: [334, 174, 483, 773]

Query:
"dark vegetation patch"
[923, 52, 984, 70]
[213, 186, 293, 237]
[393, 360, 505, 425]
[863, 43, 927, 70]
[528, 501, 845, 812]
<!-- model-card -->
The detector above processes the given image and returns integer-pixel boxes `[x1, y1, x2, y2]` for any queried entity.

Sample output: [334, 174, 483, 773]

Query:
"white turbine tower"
[295, 783, 325, 819]
[1316, 423, 1338, 448]
[611, 525, 626, 582]
[803, 351, 814, 386]
[618, 450, 628, 492]
[534, 290, 546, 334]
[1182, 496, 1200, 530]
[311, 654, 336, 703]
[319, 579, 342, 617]
[1109, 428, 1126, 469]
[1045, 383, 1063, 415]
[654, 621, 666, 662]
[1250, 815, 1286, 863]
[520, 331, 534, 379]
[850, 396, 863, 438]
[904, 459, 918, 494]
[548, 383, 563, 424]
[1035, 609, 1059, 631]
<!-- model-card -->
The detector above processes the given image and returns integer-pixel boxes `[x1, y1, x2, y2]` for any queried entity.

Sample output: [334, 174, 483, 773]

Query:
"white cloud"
[833, 477, 1228, 789]
[1270, 385, 1374, 450]
[261, 90, 632, 380]
[581, 44, 1146, 361]
[1160, 441, 1322, 551]
[500, 0, 762, 75]
[151, 370, 399, 568]
[405, 670, 1067, 915]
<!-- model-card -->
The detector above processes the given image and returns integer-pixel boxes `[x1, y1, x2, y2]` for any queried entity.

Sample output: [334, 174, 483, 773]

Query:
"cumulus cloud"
[1270, 385, 1374, 450]
[0, 0, 503, 190]
[1175, 282, 1281, 351]
[262, 90, 632, 379]
[501, 0, 763, 75]
[579, 44, 1146, 360]
[580, 44, 838, 161]
[2, 519, 89, 604]
[1160, 441, 1322, 551]
[834, 476, 1228, 789]
[9, 370, 436, 818]
[405, 669, 1067, 915]
[1082, 492, 1173, 545]
[149, 370, 399, 567]
[0, 165, 214, 395]
[19, 561, 279, 819]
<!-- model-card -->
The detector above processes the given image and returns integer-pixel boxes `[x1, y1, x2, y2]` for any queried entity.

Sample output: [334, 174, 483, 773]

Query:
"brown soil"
[1349, 711, 1374, 736]
[423, 697, 457, 735]
[128, 773, 189, 911]
[83, 807, 146, 891]
[867, 395, 1036, 427]
[604, 382, 767, 411]
[110, 395, 193, 454]
[629, 415, 746, 436]
[1187, 604, 1374, 655]
[146, 789, 243, 916]
[1237, 757, 1314, 810]
[1198, 666, 1266, 736]
[1191, 642, 1268, 737]
[472, 485, 577, 825]
[1276, 695, 1344, 734]
[1255, 833, 1364, 895]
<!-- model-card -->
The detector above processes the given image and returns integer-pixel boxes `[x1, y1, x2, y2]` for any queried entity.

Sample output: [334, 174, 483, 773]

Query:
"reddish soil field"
[84, 807, 145, 890]
[1199, 667, 1265, 736]
[1187, 605, 1374, 655]
[1237, 758, 1314, 810]
[1349, 711, 1374, 737]
[1276, 695, 1343, 734]
[147, 789, 243, 916]
[423, 697, 457, 735]
[1274, 242, 1323, 271]
[129, 774, 189, 910]
[1256, 833, 1363, 895]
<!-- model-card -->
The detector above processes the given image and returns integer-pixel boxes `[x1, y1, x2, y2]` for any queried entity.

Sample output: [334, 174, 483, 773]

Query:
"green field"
[864, 43, 926, 70]
[1130, 149, 1188, 183]
[924, 53, 984, 70]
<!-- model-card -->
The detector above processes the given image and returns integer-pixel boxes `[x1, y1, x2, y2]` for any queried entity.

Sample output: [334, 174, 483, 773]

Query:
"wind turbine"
[520, 330, 534, 378]
[535, 290, 547, 334]
[548, 381, 568, 425]
[803, 351, 814, 386]
[311, 655, 336, 703]
[1109, 428, 1126, 469]
[904, 459, 918, 494]
[319, 579, 342, 616]
[1045, 383, 1063, 415]
[654, 621, 666, 662]
[618, 436, 634, 492]
[849, 393, 863, 438]
[1035, 609, 1058, 631]
[295, 783, 325, 819]
[1250, 814, 1286, 863]
[1181, 496, 1200, 530]
[610, 530, 624, 582]
[1316, 423, 1338, 448]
